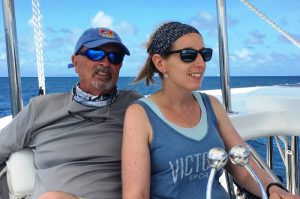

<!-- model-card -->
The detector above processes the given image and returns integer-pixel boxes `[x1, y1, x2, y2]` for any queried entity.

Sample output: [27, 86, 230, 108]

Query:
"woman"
[122, 21, 297, 199]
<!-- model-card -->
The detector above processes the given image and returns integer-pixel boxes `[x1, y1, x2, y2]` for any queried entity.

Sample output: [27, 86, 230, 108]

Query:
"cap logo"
[99, 29, 114, 38]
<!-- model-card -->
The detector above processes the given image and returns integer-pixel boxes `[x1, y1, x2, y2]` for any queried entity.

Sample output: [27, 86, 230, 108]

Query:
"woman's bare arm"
[209, 95, 275, 196]
[122, 104, 152, 199]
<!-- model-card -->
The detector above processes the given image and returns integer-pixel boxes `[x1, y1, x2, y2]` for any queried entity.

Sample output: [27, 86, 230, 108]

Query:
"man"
[0, 27, 141, 199]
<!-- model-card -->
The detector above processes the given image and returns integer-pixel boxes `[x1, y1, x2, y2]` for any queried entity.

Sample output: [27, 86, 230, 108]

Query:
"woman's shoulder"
[127, 97, 148, 112]
[196, 92, 221, 106]
[196, 92, 225, 116]
[206, 94, 221, 105]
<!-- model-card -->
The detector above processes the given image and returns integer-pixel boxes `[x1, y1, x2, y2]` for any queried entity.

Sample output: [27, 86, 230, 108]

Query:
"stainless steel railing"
[216, 0, 232, 114]
[2, 0, 23, 116]
[216, 0, 299, 196]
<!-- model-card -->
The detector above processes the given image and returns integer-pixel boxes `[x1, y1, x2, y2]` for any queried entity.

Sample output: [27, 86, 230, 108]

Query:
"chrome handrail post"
[286, 145, 292, 191]
[2, 0, 23, 116]
[216, 1, 234, 198]
[291, 136, 299, 194]
[266, 137, 273, 169]
[216, 0, 232, 113]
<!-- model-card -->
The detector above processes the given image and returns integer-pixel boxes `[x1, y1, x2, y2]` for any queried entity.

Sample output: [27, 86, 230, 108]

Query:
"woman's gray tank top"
[134, 92, 229, 199]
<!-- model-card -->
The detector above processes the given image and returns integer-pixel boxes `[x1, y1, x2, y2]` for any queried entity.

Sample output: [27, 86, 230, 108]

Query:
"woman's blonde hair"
[134, 30, 164, 86]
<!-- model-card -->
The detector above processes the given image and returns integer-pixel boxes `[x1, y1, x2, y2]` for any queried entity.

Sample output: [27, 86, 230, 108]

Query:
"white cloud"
[257, 54, 273, 64]
[90, 11, 136, 36]
[28, 16, 34, 26]
[237, 48, 251, 59]
[232, 48, 252, 61]
[28, 14, 44, 27]
[91, 11, 113, 28]
[199, 11, 213, 22]
[27, 15, 46, 44]
[115, 21, 137, 35]
[190, 10, 216, 34]
[0, 52, 6, 61]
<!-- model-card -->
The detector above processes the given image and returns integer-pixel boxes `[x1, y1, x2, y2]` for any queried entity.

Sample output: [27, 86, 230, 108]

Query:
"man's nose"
[99, 55, 110, 66]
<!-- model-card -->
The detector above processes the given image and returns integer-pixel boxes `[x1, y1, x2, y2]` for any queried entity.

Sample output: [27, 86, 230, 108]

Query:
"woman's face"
[163, 33, 207, 91]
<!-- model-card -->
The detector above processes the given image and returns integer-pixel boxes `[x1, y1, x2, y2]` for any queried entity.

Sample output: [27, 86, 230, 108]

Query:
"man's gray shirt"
[0, 90, 141, 199]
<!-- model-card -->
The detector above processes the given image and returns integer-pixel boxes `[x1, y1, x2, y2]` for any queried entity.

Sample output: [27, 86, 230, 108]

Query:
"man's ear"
[152, 54, 166, 73]
[71, 55, 79, 73]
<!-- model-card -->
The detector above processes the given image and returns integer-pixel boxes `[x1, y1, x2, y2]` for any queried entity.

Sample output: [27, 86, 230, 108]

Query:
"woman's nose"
[195, 53, 206, 65]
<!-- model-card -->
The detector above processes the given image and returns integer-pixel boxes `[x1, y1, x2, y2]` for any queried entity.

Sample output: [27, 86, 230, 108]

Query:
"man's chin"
[92, 81, 113, 92]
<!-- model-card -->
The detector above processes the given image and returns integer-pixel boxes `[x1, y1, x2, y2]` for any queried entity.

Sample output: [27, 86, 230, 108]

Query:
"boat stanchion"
[229, 145, 268, 199]
[206, 147, 228, 199]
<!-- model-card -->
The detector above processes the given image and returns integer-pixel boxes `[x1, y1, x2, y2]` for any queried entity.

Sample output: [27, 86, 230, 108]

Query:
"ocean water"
[0, 76, 300, 185]
[1, 76, 300, 117]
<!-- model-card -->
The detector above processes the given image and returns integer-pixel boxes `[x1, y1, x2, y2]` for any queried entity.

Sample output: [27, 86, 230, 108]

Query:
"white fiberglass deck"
[203, 85, 300, 140]
[1, 85, 300, 139]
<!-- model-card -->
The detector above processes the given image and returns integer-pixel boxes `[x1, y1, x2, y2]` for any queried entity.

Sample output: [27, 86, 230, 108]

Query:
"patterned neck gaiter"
[72, 83, 119, 107]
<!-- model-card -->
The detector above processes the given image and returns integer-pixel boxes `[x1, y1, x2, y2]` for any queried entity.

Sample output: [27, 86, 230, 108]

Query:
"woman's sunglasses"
[164, 48, 213, 63]
[76, 49, 125, 64]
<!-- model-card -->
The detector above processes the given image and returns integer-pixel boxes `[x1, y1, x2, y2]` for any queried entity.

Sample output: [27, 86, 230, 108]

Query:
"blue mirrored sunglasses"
[76, 49, 125, 64]
[164, 48, 213, 63]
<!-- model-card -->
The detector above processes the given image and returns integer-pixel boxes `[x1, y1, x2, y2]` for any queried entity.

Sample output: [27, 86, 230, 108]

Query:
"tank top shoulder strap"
[132, 98, 157, 119]
[199, 92, 218, 126]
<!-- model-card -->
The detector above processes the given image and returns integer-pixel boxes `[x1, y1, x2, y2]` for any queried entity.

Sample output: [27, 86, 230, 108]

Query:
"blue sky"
[0, 0, 299, 77]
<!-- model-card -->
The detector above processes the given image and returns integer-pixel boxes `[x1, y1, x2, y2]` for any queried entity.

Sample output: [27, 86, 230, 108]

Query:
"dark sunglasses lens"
[86, 50, 106, 61]
[180, 49, 197, 62]
[108, 52, 124, 64]
[201, 48, 213, 62]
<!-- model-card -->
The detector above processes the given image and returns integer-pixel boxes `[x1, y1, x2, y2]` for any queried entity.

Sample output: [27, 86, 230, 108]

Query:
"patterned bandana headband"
[148, 22, 201, 56]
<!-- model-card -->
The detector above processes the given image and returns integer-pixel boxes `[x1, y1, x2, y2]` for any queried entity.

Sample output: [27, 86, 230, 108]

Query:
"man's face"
[72, 44, 123, 96]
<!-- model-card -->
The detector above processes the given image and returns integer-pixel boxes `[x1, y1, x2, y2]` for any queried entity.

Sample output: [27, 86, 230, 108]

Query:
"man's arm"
[0, 102, 34, 165]
[37, 191, 82, 199]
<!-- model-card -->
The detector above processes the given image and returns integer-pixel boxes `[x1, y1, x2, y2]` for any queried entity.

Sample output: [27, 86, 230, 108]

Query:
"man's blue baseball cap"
[68, 27, 130, 68]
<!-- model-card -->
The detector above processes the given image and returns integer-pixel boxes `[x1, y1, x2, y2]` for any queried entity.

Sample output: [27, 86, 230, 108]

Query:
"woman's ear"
[152, 54, 166, 73]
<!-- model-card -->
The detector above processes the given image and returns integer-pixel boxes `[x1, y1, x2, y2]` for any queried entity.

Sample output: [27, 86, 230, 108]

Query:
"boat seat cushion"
[6, 149, 35, 198]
